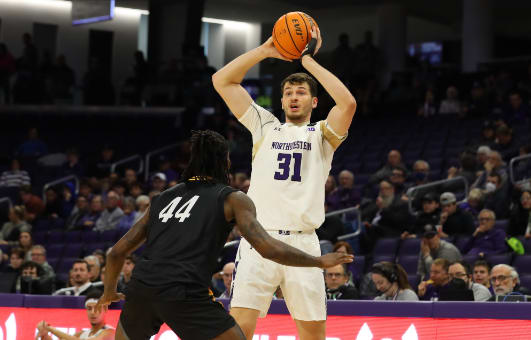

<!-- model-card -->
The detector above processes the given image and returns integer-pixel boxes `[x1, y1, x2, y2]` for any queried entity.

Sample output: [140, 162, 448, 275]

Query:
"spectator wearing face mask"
[448, 261, 491, 301]
[482, 172, 510, 219]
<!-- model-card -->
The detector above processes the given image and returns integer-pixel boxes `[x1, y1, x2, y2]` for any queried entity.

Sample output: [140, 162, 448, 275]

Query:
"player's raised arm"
[225, 191, 353, 268]
[97, 207, 150, 309]
[212, 37, 290, 119]
[301, 27, 357, 137]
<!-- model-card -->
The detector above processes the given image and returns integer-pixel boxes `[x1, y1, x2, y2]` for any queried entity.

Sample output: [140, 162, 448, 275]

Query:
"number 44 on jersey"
[158, 196, 200, 223]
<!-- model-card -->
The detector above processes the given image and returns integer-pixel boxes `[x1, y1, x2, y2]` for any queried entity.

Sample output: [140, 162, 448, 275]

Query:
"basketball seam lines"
[284, 14, 301, 54]
[297, 12, 310, 46]
[273, 25, 298, 57]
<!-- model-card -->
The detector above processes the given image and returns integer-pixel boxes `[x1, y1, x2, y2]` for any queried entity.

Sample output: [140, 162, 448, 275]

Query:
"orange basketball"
[272, 12, 318, 60]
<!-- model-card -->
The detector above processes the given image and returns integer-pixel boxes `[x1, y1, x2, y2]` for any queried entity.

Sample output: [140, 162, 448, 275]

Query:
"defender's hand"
[317, 252, 354, 268]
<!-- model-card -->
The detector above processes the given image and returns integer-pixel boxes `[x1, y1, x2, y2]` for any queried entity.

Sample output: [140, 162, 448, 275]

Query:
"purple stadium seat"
[398, 255, 419, 276]
[454, 236, 472, 253]
[463, 254, 478, 267]
[47, 231, 64, 244]
[63, 242, 83, 258]
[373, 238, 400, 256]
[58, 257, 78, 274]
[64, 231, 82, 243]
[398, 238, 421, 256]
[355, 174, 370, 186]
[486, 253, 512, 266]
[494, 220, 509, 231]
[407, 275, 420, 291]
[47, 257, 59, 270]
[518, 275, 531, 291]
[33, 231, 47, 245]
[46, 244, 64, 258]
[348, 255, 365, 281]
[33, 219, 51, 232]
[524, 238, 531, 254]
[84, 242, 106, 255]
[363, 161, 381, 173]
[372, 255, 395, 265]
[512, 255, 531, 275]
[82, 231, 100, 244]
[100, 229, 118, 243]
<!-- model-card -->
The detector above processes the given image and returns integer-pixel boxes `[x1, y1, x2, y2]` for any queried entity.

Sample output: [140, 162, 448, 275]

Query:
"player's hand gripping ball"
[272, 12, 319, 60]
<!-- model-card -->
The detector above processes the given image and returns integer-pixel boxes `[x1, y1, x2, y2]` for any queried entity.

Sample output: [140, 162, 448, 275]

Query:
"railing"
[327, 206, 362, 240]
[42, 175, 79, 204]
[144, 143, 180, 182]
[110, 154, 144, 175]
[0, 197, 13, 209]
[509, 153, 531, 185]
[405, 176, 469, 216]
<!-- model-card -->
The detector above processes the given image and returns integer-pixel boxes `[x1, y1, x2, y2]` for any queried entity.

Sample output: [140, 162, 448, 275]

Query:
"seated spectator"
[418, 258, 451, 301]
[447, 151, 478, 186]
[476, 145, 492, 169]
[134, 195, 150, 223]
[19, 185, 44, 221]
[327, 170, 360, 211]
[84, 255, 102, 282]
[116, 197, 137, 230]
[93, 190, 124, 232]
[0, 248, 25, 292]
[362, 180, 411, 240]
[504, 91, 530, 124]
[78, 180, 94, 201]
[410, 160, 430, 187]
[473, 260, 493, 295]
[35, 291, 115, 339]
[150, 172, 167, 192]
[369, 150, 405, 186]
[372, 262, 418, 301]
[439, 86, 461, 114]
[75, 195, 103, 230]
[476, 121, 496, 148]
[488, 264, 528, 301]
[316, 209, 345, 244]
[417, 89, 437, 117]
[463, 209, 507, 257]
[66, 196, 89, 231]
[92, 249, 106, 268]
[325, 175, 337, 202]
[458, 188, 484, 219]
[217, 262, 234, 299]
[60, 147, 84, 178]
[492, 124, 520, 163]
[19, 231, 33, 259]
[483, 172, 510, 219]
[389, 166, 407, 196]
[88, 145, 116, 178]
[19, 261, 54, 295]
[508, 190, 531, 238]
[403, 192, 440, 239]
[417, 231, 462, 280]
[0, 205, 31, 246]
[0, 158, 31, 188]
[333, 241, 354, 255]
[117, 255, 136, 293]
[128, 182, 144, 199]
[438, 192, 475, 237]
[42, 186, 64, 219]
[325, 263, 359, 300]
[472, 150, 507, 190]
[53, 260, 102, 296]
[30, 244, 55, 282]
[16, 127, 48, 158]
[463, 81, 489, 118]
[448, 261, 491, 301]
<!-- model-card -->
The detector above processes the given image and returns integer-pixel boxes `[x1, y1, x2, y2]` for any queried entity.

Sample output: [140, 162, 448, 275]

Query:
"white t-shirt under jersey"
[238, 103, 345, 232]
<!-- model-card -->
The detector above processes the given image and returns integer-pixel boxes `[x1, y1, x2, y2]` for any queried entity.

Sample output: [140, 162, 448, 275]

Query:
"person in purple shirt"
[463, 209, 507, 257]
[418, 258, 451, 301]
[75, 195, 103, 230]
[327, 170, 360, 212]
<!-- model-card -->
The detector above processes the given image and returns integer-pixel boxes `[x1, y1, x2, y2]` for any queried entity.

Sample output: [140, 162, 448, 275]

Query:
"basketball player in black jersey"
[97, 130, 353, 340]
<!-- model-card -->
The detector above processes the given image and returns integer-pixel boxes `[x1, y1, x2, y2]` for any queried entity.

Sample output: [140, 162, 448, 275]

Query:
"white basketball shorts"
[230, 230, 326, 321]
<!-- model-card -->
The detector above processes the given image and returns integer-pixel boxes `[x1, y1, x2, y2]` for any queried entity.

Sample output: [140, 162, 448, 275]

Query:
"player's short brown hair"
[281, 73, 318, 97]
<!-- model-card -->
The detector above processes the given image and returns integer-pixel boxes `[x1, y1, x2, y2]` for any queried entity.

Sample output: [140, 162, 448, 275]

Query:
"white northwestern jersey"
[239, 103, 345, 232]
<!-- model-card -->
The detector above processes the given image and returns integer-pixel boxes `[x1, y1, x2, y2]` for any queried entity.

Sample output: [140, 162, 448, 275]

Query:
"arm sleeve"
[320, 120, 347, 150]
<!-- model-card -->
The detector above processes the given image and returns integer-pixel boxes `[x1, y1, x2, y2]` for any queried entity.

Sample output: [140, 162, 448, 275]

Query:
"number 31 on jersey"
[158, 196, 199, 223]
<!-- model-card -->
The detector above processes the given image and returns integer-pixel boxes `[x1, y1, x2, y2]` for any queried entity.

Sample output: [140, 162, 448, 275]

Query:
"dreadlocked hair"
[181, 130, 230, 185]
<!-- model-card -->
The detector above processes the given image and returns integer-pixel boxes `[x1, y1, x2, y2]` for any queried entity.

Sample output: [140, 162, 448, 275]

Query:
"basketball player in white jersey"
[35, 292, 114, 340]
[212, 26, 356, 340]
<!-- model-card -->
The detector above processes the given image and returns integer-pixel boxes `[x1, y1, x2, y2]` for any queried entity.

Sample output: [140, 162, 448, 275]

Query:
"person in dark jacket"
[325, 263, 359, 300]
[438, 192, 475, 237]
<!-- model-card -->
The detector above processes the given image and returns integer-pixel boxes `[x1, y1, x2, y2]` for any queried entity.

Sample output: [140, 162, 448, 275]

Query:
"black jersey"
[132, 181, 237, 291]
